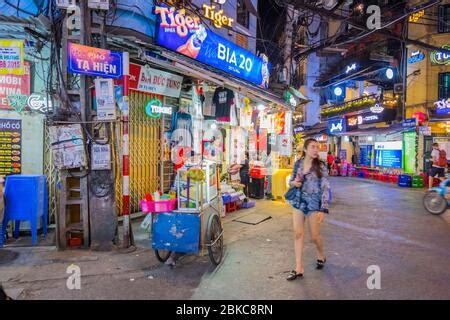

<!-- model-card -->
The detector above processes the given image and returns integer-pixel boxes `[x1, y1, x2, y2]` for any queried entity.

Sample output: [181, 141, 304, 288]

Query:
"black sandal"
[316, 258, 327, 270]
[286, 270, 303, 281]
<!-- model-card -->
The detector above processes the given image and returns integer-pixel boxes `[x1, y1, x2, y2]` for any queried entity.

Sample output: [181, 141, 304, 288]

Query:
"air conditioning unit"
[88, 0, 109, 10]
[394, 83, 403, 93]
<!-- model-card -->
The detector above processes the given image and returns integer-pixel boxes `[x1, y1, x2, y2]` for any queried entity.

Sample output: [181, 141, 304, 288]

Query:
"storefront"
[111, 3, 296, 213]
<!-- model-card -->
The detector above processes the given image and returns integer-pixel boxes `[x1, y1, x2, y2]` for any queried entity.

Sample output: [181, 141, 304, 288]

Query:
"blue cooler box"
[152, 212, 200, 254]
[398, 175, 412, 187]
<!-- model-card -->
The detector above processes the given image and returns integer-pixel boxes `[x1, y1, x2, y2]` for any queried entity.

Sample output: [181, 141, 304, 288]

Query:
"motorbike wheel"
[423, 190, 447, 215]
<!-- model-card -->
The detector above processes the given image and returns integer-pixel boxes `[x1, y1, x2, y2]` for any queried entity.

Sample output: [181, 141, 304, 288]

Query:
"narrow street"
[1, 177, 450, 300]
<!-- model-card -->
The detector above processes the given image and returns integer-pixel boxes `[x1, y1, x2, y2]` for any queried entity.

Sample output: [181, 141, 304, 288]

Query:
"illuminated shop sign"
[430, 45, 450, 65]
[435, 98, 450, 115]
[370, 103, 384, 113]
[408, 10, 425, 23]
[374, 141, 402, 168]
[345, 63, 357, 74]
[202, 4, 234, 28]
[155, 5, 270, 88]
[408, 50, 425, 64]
[346, 108, 396, 130]
[328, 118, 346, 134]
[145, 98, 171, 118]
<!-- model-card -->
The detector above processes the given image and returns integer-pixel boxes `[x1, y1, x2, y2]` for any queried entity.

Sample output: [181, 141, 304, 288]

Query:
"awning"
[333, 123, 405, 136]
[314, 62, 391, 89]
[142, 44, 295, 110]
[287, 86, 311, 104]
[299, 122, 328, 137]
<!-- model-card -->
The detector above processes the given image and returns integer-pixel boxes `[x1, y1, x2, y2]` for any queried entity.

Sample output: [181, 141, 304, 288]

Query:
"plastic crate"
[398, 175, 412, 187]
[412, 175, 424, 188]
[250, 167, 266, 178]
[222, 194, 231, 204]
[140, 199, 177, 213]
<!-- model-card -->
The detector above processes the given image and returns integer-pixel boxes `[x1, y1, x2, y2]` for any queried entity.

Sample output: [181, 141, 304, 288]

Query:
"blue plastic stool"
[0, 175, 48, 247]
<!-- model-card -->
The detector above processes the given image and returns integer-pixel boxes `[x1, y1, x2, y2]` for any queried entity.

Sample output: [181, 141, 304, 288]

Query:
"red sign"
[0, 61, 30, 110]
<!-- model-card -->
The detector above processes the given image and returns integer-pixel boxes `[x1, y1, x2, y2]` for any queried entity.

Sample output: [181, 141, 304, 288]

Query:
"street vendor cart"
[150, 160, 224, 266]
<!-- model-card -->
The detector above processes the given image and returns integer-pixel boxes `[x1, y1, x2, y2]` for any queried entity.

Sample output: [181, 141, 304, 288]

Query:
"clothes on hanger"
[213, 87, 235, 123]
[202, 91, 215, 120]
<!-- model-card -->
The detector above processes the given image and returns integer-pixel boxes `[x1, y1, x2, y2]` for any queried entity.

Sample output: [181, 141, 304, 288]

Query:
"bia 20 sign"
[154, 6, 270, 88]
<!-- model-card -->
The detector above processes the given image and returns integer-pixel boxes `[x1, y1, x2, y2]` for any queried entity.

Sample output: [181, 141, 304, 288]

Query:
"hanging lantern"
[412, 111, 426, 125]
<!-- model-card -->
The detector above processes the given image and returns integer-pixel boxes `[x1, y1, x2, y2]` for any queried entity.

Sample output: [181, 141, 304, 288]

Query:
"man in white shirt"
[429, 143, 446, 189]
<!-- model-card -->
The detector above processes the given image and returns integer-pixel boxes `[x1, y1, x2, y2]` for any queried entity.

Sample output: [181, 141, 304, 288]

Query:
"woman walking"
[286, 138, 331, 281]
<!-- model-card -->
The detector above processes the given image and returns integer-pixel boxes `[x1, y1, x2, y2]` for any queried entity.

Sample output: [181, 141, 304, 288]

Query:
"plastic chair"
[0, 175, 48, 247]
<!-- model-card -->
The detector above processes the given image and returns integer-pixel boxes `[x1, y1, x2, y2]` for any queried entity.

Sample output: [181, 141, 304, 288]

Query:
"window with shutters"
[438, 5, 450, 33]
[236, 33, 248, 49]
[237, 0, 250, 29]
[438, 72, 450, 100]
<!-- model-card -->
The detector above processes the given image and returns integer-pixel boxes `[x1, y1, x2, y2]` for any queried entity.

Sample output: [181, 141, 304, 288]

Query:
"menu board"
[0, 118, 22, 175]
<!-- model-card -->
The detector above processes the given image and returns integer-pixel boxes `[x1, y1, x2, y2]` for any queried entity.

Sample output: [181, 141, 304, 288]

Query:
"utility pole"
[282, 4, 295, 85]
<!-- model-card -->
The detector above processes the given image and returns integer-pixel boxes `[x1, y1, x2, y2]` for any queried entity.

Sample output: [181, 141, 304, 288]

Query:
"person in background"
[428, 143, 447, 189]
[265, 150, 274, 200]
[239, 152, 250, 197]
[286, 138, 331, 281]
[326, 151, 334, 175]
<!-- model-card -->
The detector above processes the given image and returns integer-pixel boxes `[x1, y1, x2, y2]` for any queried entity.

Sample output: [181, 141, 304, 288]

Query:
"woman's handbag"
[284, 186, 298, 201]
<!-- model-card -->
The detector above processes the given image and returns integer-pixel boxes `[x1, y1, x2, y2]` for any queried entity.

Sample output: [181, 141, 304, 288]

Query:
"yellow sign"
[0, 39, 25, 75]
[202, 4, 234, 28]
[409, 10, 425, 23]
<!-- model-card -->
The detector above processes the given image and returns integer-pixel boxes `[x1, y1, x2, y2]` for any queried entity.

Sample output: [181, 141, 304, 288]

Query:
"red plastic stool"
[226, 201, 237, 213]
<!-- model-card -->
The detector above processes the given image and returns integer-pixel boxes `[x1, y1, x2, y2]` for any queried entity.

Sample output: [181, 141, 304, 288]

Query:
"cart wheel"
[207, 214, 223, 266]
[154, 249, 172, 263]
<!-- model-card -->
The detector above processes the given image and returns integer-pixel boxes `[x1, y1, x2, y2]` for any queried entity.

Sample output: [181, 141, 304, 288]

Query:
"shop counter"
[272, 169, 293, 200]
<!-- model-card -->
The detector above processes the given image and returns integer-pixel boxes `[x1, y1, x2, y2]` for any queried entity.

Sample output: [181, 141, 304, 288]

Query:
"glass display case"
[176, 160, 218, 213]
[202, 159, 218, 203]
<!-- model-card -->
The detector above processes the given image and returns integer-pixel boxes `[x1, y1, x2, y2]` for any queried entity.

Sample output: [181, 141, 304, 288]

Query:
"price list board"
[0, 119, 22, 175]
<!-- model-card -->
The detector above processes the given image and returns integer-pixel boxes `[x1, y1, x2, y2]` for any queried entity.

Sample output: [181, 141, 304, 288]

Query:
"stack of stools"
[398, 174, 412, 187]
[390, 174, 399, 184]
[222, 194, 237, 213]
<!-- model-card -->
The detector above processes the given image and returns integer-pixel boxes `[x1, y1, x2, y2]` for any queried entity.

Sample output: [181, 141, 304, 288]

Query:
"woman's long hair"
[303, 138, 323, 178]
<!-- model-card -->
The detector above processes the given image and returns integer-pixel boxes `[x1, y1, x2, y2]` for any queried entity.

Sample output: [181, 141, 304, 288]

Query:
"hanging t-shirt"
[202, 91, 215, 120]
[213, 87, 235, 122]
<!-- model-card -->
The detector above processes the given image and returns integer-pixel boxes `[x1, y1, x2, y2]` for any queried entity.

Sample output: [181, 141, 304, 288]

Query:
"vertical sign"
[0, 118, 22, 175]
[0, 61, 30, 110]
[403, 132, 416, 173]
[0, 39, 25, 75]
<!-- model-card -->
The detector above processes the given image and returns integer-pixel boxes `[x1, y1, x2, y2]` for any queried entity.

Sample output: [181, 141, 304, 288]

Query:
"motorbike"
[423, 174, 450, 215]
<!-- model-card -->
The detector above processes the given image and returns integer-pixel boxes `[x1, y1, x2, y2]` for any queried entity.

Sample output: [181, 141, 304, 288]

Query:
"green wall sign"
[144, 98, 172, 119]
[430, 45, 450, 65]
[403, 131, 416, 174]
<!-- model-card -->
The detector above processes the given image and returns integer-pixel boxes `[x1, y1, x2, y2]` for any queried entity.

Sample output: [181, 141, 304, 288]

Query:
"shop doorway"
[114, 91, 162, 214]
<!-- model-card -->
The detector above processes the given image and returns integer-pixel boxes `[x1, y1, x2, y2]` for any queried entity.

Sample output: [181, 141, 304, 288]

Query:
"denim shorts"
[291, 191, 321, 216]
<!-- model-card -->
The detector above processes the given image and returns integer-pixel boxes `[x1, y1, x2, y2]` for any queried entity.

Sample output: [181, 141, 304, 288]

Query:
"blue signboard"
[374, 141, 403, 168]
[408, 50, 425, 64]
[402, 118, 416, 127]
[360, 145, 373, 166]
[435, 98, 450, 115]
[328, 118, 345, 135]
[154, 6, 270, 88]
[68, 43, 123, 78]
